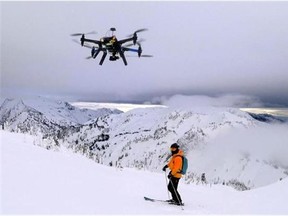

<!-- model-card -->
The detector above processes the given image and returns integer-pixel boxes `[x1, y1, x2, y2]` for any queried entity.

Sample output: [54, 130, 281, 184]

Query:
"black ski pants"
[168, 176, 182, 203]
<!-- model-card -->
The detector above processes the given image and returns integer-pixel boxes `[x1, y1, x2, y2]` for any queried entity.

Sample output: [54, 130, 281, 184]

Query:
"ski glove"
[162, 165, 168, 171]
[168, 172, 172, 179]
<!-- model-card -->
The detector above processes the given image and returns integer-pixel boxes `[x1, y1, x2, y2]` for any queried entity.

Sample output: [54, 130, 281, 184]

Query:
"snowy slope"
[21, 97, 122, 125]
[0, 97, 122, 133]
[58, 106, 288, 189]
[1, 97, 288, 190]
[1, 131, 288, 214]
[0, 98, 64, 136]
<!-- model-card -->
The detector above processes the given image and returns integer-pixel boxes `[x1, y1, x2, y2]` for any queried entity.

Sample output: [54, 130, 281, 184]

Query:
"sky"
[1, 1, 288, 106]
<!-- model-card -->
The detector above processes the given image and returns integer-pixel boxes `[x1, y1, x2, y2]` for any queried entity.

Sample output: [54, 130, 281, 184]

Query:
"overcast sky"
[1, 1, 288, 106]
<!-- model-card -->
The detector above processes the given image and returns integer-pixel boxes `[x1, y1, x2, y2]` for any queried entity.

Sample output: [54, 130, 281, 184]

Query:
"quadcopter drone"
[71, 28, 152, 66]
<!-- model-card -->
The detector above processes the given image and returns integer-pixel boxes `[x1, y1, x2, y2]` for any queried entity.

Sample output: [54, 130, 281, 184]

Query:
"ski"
[144, 197, 184, 206]
[144, 196, 169, 203]
[144, 196, 185, 209]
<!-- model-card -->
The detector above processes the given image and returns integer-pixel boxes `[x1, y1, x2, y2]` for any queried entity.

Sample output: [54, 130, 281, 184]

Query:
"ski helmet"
[170, 143, 179, 149]
[170, 143, 179, 155]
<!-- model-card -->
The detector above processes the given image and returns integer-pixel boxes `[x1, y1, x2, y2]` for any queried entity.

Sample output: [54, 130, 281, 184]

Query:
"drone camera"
[109, 56, 119, 61]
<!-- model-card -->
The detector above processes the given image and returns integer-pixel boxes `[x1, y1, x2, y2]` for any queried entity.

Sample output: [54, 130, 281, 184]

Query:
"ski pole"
[170, 178, 184, 210]
[165, 170, 170, 200]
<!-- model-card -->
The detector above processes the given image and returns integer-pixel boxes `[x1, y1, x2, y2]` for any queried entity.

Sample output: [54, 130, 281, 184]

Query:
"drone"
[71, 28, 152, 66]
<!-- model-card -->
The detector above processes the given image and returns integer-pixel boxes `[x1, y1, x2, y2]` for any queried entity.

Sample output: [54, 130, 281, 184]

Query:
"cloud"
[206, 123, 288, 168]
[2, 2, 288, 106]
[157, 94, 264, 109]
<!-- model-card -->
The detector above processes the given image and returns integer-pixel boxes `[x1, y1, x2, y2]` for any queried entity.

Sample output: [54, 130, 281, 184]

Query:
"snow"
[1, 130, 288, 214]
[0, 97, 121, 127]
[1, 97, 288, 191]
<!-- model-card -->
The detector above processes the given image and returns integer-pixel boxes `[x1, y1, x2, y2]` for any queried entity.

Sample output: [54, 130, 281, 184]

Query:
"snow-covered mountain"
[1, 97, 287, 191]
[58, 106, 288, 190]
[0, 97, 122, 135]
[2, 130, 288, 214]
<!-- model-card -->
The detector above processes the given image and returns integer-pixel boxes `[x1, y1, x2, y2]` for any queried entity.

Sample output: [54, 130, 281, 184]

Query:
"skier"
[162, 143, 184, 206]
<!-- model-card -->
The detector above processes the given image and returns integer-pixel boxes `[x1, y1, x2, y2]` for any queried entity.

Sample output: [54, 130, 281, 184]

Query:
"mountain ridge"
[1, 97, 287, 190]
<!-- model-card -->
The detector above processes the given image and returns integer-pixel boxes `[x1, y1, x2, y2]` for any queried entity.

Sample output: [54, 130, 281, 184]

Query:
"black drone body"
[71, 28, 152, 66]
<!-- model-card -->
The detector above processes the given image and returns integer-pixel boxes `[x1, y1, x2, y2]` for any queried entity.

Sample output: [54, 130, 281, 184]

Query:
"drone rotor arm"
[118, 37, 135, 45]
[122, 47, 138, 53]
[81, 38, 102, 46]
[72, 39, 94, 49]
[123, 44, 142, 57]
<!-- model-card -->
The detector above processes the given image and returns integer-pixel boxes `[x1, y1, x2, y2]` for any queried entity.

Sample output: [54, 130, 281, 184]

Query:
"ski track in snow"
[1, 131, 288, 214]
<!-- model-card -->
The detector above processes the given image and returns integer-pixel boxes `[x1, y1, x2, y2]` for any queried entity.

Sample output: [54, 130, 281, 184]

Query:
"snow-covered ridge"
[2, 130, 288, 214]
[1, 97, 288, 190]
[0, 97, 122, 131]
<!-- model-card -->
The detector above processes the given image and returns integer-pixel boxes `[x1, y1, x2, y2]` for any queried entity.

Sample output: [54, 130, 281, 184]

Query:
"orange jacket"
[167, 149, 183, 178]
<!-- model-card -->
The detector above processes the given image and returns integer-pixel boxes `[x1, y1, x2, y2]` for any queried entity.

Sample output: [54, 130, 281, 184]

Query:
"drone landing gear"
[99, 50, 107, 65]
[91, 47, 100, 59]
[119, 50, 128, 66]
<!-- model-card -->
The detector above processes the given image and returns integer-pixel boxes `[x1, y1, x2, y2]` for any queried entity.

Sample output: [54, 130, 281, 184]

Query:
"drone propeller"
[134, 28, 148, 34]
[123, 42, 152, 58]
[136, 42, 153, 57]
[126, 55, 153, 58]
[70, 31, 97, 37]
[124, 39, 146, 48]
[72, 39, 95, 49]
[140, 55, 153, 57]
[127, 28, 148, 37]
[127, 29, 148, 44]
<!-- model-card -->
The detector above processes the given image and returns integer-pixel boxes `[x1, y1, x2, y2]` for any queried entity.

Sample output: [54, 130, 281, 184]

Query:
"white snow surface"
[1, 131, 288, 214]
[1, 97, 288, 191]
